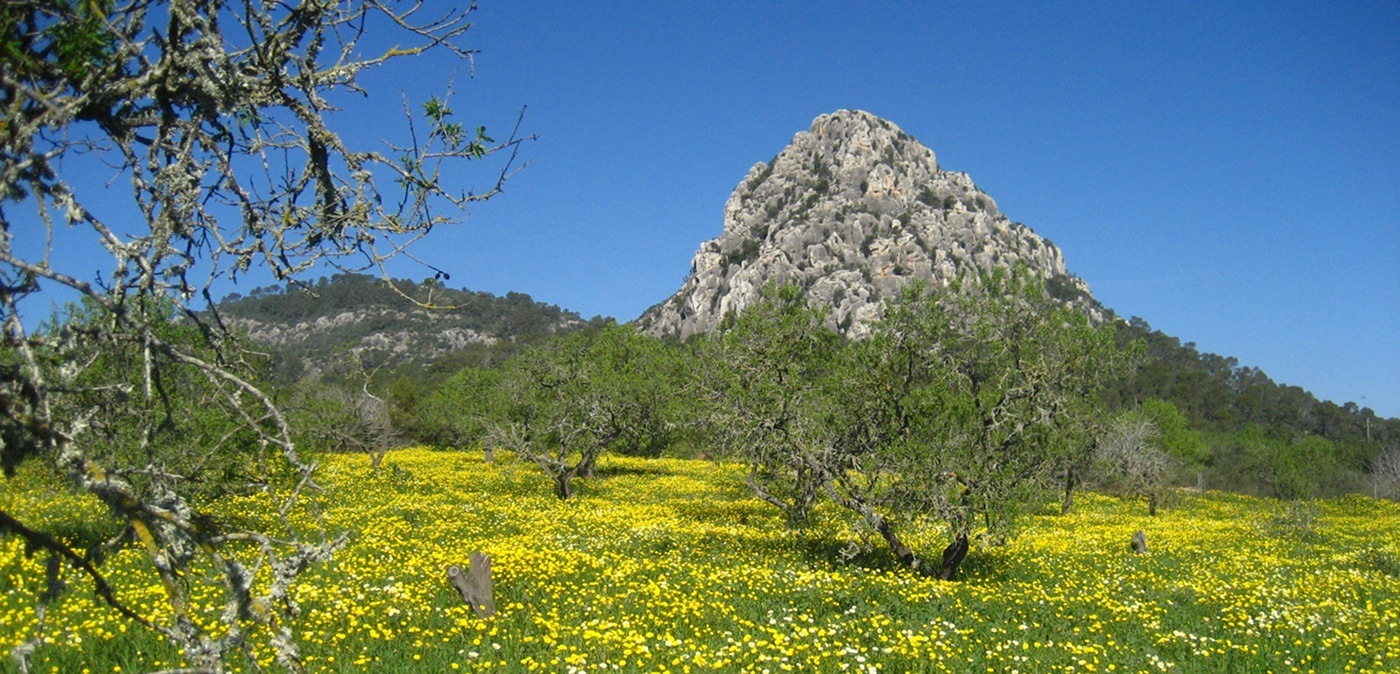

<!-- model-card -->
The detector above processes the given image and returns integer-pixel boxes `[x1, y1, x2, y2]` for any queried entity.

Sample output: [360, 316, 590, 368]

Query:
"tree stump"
[1131, 530, 1148, 554]
[447, 551, 496, 617]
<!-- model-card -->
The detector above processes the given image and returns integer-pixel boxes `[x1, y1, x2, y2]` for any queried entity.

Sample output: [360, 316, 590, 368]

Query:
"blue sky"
[36, 1, 1400, 417]
[393, 1, 1397, 417]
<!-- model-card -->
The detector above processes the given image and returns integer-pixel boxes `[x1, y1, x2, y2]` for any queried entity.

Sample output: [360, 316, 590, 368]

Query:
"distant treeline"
[1103, 316, 1395, 495]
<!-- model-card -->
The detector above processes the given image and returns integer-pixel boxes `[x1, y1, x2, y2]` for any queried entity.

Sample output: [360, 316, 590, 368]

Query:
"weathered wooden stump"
[1131, 530, 1148, 554]
[447, 551, 496, 617]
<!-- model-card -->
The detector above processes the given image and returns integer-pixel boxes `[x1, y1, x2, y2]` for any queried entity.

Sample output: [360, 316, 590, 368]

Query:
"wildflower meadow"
[3, 448, 1398, 673]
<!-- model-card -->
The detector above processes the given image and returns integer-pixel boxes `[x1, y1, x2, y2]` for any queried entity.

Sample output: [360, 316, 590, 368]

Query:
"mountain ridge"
[217, 273, 586, 385]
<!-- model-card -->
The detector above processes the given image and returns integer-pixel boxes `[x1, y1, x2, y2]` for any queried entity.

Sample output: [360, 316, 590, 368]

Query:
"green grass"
[3, 448, 1398, 673]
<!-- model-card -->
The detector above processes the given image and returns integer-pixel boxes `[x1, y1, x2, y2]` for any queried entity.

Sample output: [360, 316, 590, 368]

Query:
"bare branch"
[1, 0, 527, 668]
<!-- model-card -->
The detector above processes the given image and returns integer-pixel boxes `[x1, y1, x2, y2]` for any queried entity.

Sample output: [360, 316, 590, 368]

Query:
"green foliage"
[705, 271, 1134, 577]
[416, 366, 507, 450]
[30, 299, 268, 504]
[840, 270, 1131, 575]
[1, 0, 118, 87]
[488, 323, 683, 499]
[1138, 398, 1210, 468]
[1106, 317, 1396, 494]
[700, 284, 841, 528]
[1267, 435, 1337, 501]
[1211, 425, 1338, 500]
[422, 96, 494, 158]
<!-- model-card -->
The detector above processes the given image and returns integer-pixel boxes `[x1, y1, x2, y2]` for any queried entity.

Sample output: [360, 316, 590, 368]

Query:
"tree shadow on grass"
[795, 536, 1020, 584]
[953, 550, 1017, 583]
[796, 536, 906, 572]
[593, 463, 674, 478]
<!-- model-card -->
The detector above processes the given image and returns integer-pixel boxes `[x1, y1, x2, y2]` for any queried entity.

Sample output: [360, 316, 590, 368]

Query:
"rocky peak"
[637, 110, 1093, 339]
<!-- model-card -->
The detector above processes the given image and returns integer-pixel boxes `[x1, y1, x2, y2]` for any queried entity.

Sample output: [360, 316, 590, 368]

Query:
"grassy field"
[3, 448, 1398, 673]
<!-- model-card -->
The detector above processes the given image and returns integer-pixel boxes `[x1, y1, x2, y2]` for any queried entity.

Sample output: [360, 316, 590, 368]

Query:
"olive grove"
[708, 273, 1133, 579]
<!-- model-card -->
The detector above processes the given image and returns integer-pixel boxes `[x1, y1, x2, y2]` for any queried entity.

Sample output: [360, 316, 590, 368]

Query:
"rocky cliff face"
[637, 110, 1094, 339]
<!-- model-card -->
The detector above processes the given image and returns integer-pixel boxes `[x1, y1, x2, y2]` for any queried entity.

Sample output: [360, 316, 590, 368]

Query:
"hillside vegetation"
[1104, 317, 1399, 495]
[2, 449, 1397, 673]
[218, 274, 590, 386]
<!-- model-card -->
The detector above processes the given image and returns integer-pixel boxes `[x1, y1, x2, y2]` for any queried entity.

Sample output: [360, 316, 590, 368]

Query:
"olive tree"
[764, 272, 1130, 579]
[288, 352, 403, 469]
[21, 297, 265, 503]
[709, 273, 1129, 578]
[491, 324, 678, 499]
[1263, 434, 1337, 501]
[696, 285, 842, 528]
[0, 1, 528, 670]
[418, 364, 508, 454]
[291, 381, 398, 469]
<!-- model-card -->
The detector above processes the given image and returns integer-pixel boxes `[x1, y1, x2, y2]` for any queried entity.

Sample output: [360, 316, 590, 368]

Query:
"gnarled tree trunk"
[824, 484, 924, 571]
[748, 464, 821, 529]
[1061, 467, 1078, 515]
[553, 468, 577, 500]
[936, 531, 970, 580]
[577, 452, 598, 479]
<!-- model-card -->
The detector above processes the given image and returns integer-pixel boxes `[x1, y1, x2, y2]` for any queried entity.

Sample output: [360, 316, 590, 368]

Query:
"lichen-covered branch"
[0, 0, 527, 670]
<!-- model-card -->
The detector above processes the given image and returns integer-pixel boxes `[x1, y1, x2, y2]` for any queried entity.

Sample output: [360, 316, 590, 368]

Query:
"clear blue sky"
[43, 1, 1400, 417]
[389, 1, 1398, 417]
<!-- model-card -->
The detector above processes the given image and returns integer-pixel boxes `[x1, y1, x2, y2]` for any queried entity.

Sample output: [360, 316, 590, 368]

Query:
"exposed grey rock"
[637, 110, 1095, 339]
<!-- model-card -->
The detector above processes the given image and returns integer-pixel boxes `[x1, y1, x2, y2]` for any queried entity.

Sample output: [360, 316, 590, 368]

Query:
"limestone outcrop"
[637, 110, 1095, 339]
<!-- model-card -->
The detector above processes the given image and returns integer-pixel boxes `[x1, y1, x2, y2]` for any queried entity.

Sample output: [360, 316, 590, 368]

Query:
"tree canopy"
[703, 272, 1132, 579]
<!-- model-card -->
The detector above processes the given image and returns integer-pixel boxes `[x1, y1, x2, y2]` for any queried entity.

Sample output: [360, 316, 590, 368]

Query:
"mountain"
[218, 273, 587, 385]
[638, 109, 1095, 339]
